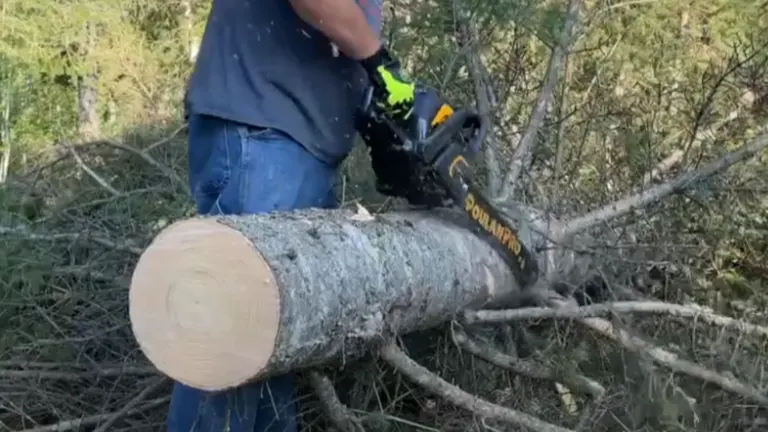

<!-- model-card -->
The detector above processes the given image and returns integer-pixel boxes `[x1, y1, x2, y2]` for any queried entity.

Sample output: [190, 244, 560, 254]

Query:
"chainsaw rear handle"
[416, 108, 487, 164]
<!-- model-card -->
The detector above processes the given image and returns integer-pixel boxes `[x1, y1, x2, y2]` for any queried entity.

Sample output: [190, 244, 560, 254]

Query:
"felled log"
[129, 207, 544, 391]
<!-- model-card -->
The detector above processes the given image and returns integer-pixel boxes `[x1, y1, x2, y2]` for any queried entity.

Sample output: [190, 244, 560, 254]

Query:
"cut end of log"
[129, 218, 280, 391]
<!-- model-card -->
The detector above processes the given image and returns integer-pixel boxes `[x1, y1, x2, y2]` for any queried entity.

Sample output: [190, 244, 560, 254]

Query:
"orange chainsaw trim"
[431, 103, 455, 127]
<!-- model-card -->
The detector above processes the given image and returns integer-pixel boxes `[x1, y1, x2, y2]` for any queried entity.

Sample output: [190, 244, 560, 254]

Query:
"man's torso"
[185, 0, 383, 165]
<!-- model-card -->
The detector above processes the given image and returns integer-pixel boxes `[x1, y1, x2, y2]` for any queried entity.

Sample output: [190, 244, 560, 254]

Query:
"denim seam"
[237, 126, 252, 214]
[210, 123, 233, 215]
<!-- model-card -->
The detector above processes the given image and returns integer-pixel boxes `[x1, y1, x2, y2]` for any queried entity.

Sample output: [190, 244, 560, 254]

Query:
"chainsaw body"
[354, 86, 540, 288]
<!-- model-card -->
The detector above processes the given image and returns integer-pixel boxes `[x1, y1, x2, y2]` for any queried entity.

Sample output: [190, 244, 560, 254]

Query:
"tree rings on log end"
[129, 218, 280, 391]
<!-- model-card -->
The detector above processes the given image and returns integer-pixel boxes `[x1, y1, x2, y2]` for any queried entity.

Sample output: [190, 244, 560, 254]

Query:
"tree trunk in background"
[129, 208, 538, 391]
[182, 0, 199, 63]
[77, 22, 100, 139]
[0, 76, 11, 184]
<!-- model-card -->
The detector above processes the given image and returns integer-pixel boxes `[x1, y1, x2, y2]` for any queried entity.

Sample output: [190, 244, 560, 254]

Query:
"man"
[169, 0, 426, 431]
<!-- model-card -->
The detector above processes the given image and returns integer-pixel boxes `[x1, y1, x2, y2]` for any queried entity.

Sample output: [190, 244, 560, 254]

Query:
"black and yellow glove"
[357, 46, 454, 207]
[359, 46, 417, 122]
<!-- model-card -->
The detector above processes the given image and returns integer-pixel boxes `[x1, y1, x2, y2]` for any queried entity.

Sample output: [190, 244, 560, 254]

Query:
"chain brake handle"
[413, 108, 487, 165]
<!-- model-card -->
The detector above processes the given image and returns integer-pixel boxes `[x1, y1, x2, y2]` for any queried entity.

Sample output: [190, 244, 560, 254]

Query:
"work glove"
[360, 45, 461, 144]
[359, 46, 417, 126]
[357, 46, 468, 207]
[356, 47, 451, 207]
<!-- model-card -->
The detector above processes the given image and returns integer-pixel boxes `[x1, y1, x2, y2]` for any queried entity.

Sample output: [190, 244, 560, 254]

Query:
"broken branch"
[379, 343, 575, 432]
[498, 0, 582, 201]
[464, 300, 768, 339]
[559, 130, 768, 239]
[451, 324, 605, 398]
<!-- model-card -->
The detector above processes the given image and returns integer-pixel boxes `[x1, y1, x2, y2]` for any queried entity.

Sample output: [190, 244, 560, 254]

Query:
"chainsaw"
[355, 86, 539, 289]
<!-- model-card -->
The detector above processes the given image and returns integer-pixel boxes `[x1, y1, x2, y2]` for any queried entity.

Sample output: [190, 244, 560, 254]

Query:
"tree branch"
[307, 370, 364, 432]
[0, 224, 142, 255]
[642, 105, 744, 186]
[16, 397, 169, 432]
[497, 0, 582, 201]
[456, 18, 502, 195]
[0, 364, 157, 380]
[91, 377, 168, 432]
[559, 130, 768, 239]
[451, 325, 605, 398]
[379, 343, 575, 432]
[464, 300, 768, 339]
[98, 138, 188, 193]
[542, 298, 768, 406]
[67, 144, 121, 196]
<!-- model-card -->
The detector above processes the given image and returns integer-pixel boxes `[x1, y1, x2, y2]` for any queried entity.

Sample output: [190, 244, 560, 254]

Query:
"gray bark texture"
[213, 206, 540, 378]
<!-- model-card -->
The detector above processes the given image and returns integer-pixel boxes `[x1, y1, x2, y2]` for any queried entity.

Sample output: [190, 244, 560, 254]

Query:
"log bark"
[129, 207, 531, 391]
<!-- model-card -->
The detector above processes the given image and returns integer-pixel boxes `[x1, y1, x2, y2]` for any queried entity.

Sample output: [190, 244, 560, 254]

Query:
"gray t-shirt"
[185, 0, 383, 165]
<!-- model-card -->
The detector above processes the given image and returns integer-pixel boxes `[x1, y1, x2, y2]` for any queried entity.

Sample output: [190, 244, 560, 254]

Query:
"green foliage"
[0, 0, 195, 151]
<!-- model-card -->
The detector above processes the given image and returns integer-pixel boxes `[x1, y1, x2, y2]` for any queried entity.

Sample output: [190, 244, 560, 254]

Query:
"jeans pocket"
[187, 115, 237, 213]
[235, 126, 293, 167]
[237, 125, 282, 142]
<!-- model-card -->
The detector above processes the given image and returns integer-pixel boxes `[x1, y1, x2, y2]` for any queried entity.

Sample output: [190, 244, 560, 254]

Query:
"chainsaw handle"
[417, 108, 487, 163]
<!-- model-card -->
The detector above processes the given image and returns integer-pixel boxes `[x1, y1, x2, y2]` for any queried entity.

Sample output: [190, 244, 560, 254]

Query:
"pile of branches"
[0, 123, 189, 432]
[0, 114, 766, 432]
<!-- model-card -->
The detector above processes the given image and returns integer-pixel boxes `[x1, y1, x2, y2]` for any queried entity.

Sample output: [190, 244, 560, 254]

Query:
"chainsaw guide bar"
[417, 115, 539, 289]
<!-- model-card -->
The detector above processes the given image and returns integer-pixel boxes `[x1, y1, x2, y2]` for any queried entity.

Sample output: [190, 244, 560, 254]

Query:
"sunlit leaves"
[0, 0, 203, 149]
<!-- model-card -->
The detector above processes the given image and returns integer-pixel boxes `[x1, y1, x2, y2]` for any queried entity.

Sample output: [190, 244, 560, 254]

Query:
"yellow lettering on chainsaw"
[449, 155, 467, 178]
[471, 205, 481, 220]
[465, 193, 475, 211]
[488, 219, 499, 238]
[463, 192, 523, 259]
[502, 229, 510, 246]
[480, 212, 490, 229]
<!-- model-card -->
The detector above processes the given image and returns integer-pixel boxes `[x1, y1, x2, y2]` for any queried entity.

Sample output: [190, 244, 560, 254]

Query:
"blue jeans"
[168, 114, 339, 432]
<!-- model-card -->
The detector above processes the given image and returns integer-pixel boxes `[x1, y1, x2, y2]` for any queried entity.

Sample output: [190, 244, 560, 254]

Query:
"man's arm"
[289, 0, 381, 60]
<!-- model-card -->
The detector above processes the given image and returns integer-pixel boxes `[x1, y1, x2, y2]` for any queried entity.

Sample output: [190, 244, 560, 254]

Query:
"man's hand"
[359, 46, 416, 121]
[356, 47, 458, 207]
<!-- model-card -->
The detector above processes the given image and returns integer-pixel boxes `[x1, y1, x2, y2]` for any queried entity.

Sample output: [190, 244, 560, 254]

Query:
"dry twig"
[98, 138, 188, 193]
[91, 377, 168, 432]
[15, 396, 169, 432]
[0, 364, 157, 380]
[379, 343, 575, 432]
[144, 123, 188, 152]
[464, 300, 768, 339]
[0, 224, 143, 255]
[541, 299, 768, 406]
[307, 371, 364, 432]
[451, 325, 605, 398]
[67, 144, 121, 196]
[559, 130, 768, 239]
